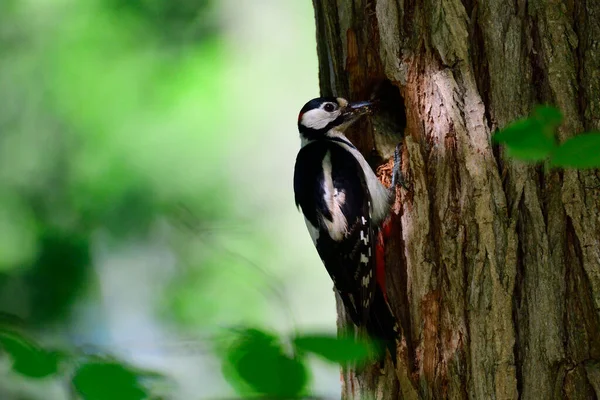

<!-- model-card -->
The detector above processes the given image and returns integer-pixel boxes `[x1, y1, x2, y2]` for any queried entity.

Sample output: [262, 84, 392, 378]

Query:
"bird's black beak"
[344, 100, 374, 118]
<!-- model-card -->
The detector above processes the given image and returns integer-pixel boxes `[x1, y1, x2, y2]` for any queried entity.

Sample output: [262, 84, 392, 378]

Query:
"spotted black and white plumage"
[293, 97, 400, 365]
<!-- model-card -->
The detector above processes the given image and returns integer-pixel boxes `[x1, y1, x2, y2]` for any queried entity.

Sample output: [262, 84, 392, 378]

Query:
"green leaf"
[223, 329, 308, 398]
[72, 360, 149, 400]
[0, 312, 26, 328]
[293, 333, 377, 365]
[0, 194, 39, 271]
[0, 330, 59, 378]
[551, 132, 600, 168]
[25, 228, 91, 324]
[493, 106, 561, 161]
[533, 105, 563, 127]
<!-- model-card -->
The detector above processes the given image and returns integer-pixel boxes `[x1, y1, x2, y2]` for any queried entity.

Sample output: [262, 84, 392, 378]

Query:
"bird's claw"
[391, 142, 409, 191]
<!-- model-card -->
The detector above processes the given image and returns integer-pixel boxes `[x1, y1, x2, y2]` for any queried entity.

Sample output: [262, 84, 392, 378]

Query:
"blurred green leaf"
[0, 329, 59, 378]
[105, 0, 216, 44]
[25, 228, 90, 324]
[550, 132, 600, 168]
[72, 360, 149, 400]
[293, 333, 376, 366]
[223, 329, 308, 398]
[71, 170, 159, 237]
[0, 312, 26, 328]
[534, 105, 563, 127]
[0, 195, 39, 271]
[493, 106, 561, 161]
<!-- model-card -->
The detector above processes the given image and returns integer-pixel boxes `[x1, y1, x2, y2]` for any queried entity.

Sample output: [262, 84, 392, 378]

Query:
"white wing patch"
[321, 151, 348, 241]
[362, 274, 370, 287]
[360, 254, 369, 264]
[360, 230, 369, 245]
[331, 138, 391, 224]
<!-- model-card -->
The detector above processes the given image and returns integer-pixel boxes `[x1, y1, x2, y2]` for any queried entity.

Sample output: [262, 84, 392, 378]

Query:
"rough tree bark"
[311, 0, 600, 398]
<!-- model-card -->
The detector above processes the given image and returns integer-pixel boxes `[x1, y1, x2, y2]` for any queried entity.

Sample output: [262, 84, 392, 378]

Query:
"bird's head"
[297, 97, 373, 141]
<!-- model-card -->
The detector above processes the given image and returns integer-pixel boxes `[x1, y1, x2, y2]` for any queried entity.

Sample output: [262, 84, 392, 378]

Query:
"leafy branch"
[493, 105, 600, 168]
[221, 328, 379, 399]
[0, 320, 379, 399]
[0, 323, 162, 400]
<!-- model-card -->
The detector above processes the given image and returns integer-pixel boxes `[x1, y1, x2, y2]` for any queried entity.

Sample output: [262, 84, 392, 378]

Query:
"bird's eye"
[324, 103, 335, 112]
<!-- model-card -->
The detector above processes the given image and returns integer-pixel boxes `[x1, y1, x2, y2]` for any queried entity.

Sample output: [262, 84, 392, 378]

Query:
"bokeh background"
[0, 0, 340, 398]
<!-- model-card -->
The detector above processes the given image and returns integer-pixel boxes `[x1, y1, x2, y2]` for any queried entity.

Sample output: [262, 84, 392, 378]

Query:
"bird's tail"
[366, 287, 400, 368]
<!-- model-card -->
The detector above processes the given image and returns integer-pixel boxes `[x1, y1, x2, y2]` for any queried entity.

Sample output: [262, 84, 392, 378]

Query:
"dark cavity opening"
[372, 79, 406, 138]
[366, 80, 407, 165]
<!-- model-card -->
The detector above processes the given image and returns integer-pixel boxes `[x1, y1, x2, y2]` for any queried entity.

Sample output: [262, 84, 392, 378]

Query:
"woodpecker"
[293, 96, 403, 366]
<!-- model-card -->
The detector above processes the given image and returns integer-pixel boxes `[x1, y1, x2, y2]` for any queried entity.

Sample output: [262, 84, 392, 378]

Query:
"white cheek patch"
[301, 108, 340, 130]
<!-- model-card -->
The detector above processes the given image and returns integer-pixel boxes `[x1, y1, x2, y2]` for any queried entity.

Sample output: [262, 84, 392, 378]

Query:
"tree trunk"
[312, 0, 600, 398]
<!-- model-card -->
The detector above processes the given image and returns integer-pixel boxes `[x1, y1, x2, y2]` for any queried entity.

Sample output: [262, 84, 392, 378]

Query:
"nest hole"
[367, 79, 407, 163]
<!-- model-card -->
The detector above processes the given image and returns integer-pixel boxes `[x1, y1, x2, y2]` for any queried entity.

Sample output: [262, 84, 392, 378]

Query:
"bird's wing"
[294, 141, 376, 326]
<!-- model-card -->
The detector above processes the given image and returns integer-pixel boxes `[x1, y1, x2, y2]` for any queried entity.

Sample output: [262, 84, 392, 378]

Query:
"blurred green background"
[0, 0, 340, 398]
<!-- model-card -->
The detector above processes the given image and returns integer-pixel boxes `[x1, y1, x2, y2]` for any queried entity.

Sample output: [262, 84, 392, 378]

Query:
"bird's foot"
[390, 141, 409, 191]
